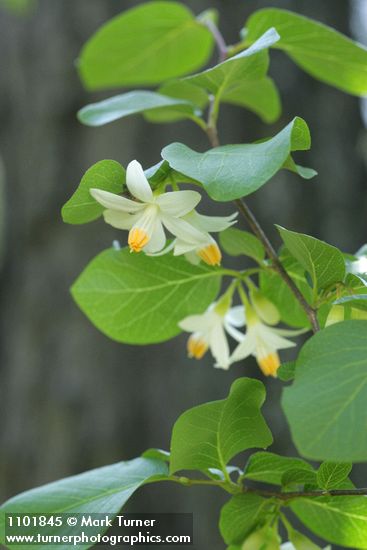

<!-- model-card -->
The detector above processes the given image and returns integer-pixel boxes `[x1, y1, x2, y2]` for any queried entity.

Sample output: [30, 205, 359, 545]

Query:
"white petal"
[226, 305, 246, 327]
[143, 219, 166, 253]
[155, 190, 201, 217]
[103, 209, 138, 230]
[185, 251, 201, 265]
[179, 311, 216, 332]
[126, 160, 153, 203]
[131, 205, 158, 238]
[224, 321, 245, 343]
[90, 188, 144, 213]
[230, 336, 256, 362]
[210, 324, 230, 369]
[161, 214, 208, 245]
[257, 325, 296, 350]
[145, 240, 175, 258]
[173, 239, 197, 256]
[185, 210, 238, 232]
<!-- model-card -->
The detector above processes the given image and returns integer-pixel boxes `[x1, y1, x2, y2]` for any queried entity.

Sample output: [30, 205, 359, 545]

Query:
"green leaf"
[141, 448, 170, 462]
[185, 28, 279, 92]
[0, 0, 35, 15]
[170, 378, 272, 473]
[281, 468, 317, 488]
[290, 496, 367, 549]
[145, 80, 209, 123]
[0, 457, 167, 550]
[219, 494, 273, 545]
[282, 155, 317, 180]
[243, 452, 313, 486]
[245, 8, 367, 96]
[241, 524, 281, 549]
[162, 117, 313, 202]
[316, 462, 352, 490]
[78, 1, 214, 90]
[184, 28, 281, 123]
[277, 226, 346, 293]
[282, 517, 323, 550]
[219, 228, 265, 263]
[77, 91, 198, 127]
[334, 294, 367, 312]
[260, 252, 313, 328]
[72, 248, 221, 344]
[221, 77, 281, 124]
[282, 320, 367, 461]
[277, 361, 296, 382]
[206, 465, 242, 481]
[62, 160, 125, 225]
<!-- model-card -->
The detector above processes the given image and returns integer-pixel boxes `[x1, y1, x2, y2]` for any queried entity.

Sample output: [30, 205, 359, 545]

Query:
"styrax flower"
[179, 300, 245, 370]
[173, 210, 237, 266]
[230, 304, 301, 377]
[90, 160, 204, 254]
[148, 210, 237, 266]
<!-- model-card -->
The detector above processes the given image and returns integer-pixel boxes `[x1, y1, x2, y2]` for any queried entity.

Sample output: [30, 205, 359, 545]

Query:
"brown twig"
[235, 199, 320, 333]
[242, 486, 367, 500]
[204, 20, 320, 333]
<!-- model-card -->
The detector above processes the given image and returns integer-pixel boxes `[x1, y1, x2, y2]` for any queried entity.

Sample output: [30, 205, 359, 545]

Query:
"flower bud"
[251, 290, 280, 326]
[325, 305, 345, 327]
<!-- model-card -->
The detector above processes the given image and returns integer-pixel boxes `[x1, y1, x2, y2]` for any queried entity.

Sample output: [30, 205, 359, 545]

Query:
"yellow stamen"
[128, 228, 149, 252]
[258, 352, 280, 377]
[197, 243, 222, 266]
[187, 335, 208, 359]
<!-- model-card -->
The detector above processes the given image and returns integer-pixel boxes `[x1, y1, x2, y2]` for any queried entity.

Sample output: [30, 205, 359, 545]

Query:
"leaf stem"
[169, 475, 238, 495]
[203, 19, 228, 63]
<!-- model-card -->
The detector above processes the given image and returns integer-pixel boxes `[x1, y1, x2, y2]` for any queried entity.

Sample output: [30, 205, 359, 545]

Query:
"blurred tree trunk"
[0, 1, 365, 548]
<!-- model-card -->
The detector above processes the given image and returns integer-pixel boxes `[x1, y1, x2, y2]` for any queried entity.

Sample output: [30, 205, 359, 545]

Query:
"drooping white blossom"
[179, 303, 245, 370]
[90, 160, 204, 254]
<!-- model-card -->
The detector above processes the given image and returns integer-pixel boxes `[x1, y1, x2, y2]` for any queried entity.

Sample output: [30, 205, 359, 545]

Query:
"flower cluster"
[90, 160, 236, 266]
[179, 288, 305, 377]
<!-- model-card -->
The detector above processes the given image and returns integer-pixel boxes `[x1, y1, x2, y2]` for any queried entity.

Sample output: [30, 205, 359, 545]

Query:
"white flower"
[173, 210, 237, 266]
[179, 304, 245, 369]
[90, 160, 206, 254]
[148, 209, 237, 266]
[230, 306, 302, 377]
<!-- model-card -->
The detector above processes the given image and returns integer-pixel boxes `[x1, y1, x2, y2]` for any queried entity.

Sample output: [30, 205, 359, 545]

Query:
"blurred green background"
[0, 1, 366, 548]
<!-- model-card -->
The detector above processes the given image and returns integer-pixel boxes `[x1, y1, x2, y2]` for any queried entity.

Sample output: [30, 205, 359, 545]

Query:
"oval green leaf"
[277, 226, 346, 293]
[243, 451, 313, 486]
[316, 462, 352, 490]
[78, 91, 198, 127]
[162, 117, 313, 202]
[0, 457, 168, 550]
[282, 320, 367, 461]
[219, 228, 265, 263]
[78, 1, 214, 90]
[62, 160, 125, 225]
[245, 8, 367, 96]
[170, 378, 272, 473]
[72, 248, 222, 344]
[219, 494, 274, 545]
[290, 496, 367, 549]
[184, 28, 281, 123]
